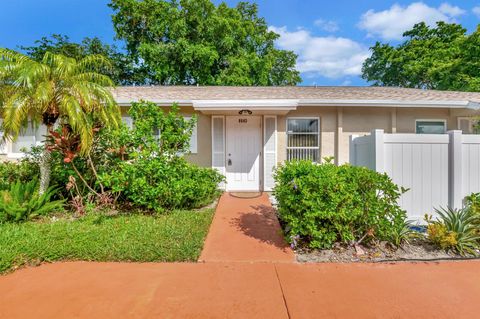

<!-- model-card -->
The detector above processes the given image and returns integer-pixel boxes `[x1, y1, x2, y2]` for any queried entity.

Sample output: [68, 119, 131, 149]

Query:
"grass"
[0, 208, 214, 273]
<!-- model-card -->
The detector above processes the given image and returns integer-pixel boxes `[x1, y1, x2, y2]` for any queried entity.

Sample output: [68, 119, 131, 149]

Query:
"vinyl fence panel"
[350, 130, 480, 222]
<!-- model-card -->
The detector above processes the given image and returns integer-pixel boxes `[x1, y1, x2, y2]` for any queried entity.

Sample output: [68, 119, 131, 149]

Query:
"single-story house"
[3, 86, 480, 192]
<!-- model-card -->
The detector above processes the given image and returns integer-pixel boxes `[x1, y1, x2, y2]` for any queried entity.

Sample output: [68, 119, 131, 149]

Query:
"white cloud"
[358, 2, 465, 40]
[439, 3, 465, 17]
[473, 6, 480, 18]
[314, 19, 339, 32]
[270, 26, 370, 79]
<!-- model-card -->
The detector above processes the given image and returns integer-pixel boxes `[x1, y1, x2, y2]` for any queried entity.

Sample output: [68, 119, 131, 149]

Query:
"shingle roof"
[112, 86, 480, 104]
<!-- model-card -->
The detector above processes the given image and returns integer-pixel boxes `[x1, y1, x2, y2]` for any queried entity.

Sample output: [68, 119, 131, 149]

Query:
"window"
[415, 120, 446, 134]
[457, 117, 479, 134]
[286, 118, 319, 162]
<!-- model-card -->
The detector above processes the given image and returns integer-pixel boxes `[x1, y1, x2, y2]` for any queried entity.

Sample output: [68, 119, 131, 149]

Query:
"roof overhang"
[115, 98, 480, 110]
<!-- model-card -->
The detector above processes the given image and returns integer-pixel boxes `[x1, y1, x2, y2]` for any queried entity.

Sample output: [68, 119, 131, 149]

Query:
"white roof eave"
[115, 98, 479, 110]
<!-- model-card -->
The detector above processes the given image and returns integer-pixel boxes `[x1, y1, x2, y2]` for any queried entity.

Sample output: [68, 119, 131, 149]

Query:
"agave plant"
[433, 207, 480, 256]
[0, 179, 64, 223]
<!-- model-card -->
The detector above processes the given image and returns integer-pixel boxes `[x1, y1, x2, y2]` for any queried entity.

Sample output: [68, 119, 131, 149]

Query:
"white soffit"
[192, 99, 299, 111]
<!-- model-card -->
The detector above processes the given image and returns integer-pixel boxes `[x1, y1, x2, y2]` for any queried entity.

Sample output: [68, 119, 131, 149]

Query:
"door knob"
[227, 159, 232, 166]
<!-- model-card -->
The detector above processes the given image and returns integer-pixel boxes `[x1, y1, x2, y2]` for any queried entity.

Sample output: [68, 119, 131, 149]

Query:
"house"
[3, 86, 480, 192]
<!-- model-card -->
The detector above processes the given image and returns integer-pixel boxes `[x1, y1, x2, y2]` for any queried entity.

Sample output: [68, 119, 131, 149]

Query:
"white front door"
[225, 116, 261, 191]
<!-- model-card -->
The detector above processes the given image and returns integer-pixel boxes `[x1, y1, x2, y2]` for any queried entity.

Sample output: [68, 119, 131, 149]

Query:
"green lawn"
[0, 209, 214, 273]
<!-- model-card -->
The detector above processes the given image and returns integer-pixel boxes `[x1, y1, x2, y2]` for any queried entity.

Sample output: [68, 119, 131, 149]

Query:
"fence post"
[349, 135, 358, 165]
[448, 130, 463, 209]
[372, 129, 385, 173]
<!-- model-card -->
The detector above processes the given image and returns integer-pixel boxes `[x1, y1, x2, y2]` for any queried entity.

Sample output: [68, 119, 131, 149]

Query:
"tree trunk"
[39, 148, 51, 195]
[39, 124, 53, 195]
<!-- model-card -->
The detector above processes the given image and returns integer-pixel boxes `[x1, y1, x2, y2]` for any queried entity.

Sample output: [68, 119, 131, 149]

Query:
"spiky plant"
[0, 179, 64, 223]
[433, 207, 480, 256]
[0, 49, 120, 193]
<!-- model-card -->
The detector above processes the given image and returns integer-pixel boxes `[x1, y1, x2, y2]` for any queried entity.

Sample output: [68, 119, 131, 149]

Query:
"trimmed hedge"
[273, 160, 407, 249]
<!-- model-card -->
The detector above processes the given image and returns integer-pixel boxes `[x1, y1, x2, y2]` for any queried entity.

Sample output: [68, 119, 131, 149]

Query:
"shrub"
[0, 179, 64, 223]
[0, 160, 39, 191]
[465, 192, 480, 220]
[99, 157, 223, 212]
[425, 207, 480, 256]
[273, 160, 407, 249]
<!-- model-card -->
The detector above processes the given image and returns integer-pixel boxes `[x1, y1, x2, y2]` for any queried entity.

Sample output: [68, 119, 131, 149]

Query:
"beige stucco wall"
[116, 105, 480, 168]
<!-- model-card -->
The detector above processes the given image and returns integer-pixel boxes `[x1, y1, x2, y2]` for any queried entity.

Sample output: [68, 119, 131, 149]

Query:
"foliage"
[100, 157, 223, 212]
[0, 160, 39, 191]
[425, 207, 480, 256]
[18, 34, 142, 85]
[0, 49, 120, 154]
[97, 101, 223, 212]
[273, 160, 408, 249]
[465, 192, 480, 220]
[362, 22, 480, 91]
[109, 0, 301, 85]
[388, 218, 416, 247]
[0, 179, 64, 223]
[0, 208, 214, 273]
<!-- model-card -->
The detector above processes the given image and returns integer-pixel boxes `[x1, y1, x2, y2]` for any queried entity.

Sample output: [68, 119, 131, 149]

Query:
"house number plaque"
[238, 119, 248, 123]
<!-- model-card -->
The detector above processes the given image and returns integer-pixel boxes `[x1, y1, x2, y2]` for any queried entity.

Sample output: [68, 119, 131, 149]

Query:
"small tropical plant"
[0, 49, 120, 194]
[388, 217, 416, 247]
[0, 179, 64, 223]
[426, 207, 480, 256]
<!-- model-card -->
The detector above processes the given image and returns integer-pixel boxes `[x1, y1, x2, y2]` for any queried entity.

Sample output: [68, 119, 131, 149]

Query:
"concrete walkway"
[1, 261, 480, 318]
[199, 193, 295, 263]
[1, 194, 480, 318]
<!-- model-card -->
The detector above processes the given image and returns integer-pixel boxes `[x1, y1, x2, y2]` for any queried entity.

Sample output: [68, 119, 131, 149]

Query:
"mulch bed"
[295, 237, 478, 263]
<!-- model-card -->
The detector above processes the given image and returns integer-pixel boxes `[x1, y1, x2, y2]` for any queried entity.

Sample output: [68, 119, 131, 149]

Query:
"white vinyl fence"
[350, 130, 480, 222]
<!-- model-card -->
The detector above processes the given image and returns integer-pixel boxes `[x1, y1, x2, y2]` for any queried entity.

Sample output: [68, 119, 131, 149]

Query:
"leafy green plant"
[99, 157, 223, 212]
[0, 160, 39, 191]
[426, 207, 480, 256]
[388, 217, 416, 247]
[465, 192, 480, 220]
[273, 160, 408, 249]
[0, 179, 64, 223]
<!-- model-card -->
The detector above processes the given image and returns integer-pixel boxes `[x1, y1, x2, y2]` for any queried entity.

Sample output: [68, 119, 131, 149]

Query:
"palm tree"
[0, 49, 120, 193]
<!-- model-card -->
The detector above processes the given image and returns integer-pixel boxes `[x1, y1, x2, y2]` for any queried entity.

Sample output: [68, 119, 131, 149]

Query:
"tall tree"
[0, 49, 121, 193]
[18, 34, 144, 85]
[362, 22, 480, 91]
[109, 0, 301, 85]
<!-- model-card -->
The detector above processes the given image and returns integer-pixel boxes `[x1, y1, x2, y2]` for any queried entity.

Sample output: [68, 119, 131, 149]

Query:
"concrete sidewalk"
[199, 193, 294, 263]
[2, 194, 479, 318]
[1, 261, 479, 318]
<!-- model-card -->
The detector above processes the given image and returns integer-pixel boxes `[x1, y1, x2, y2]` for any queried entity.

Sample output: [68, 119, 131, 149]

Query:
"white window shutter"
[264, 116, 277, 191]
[212, 116, 225, 189]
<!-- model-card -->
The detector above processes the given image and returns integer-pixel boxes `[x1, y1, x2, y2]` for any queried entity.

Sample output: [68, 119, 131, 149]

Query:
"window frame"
[415, 119, 447, 134]
[286, 117, 320, 161]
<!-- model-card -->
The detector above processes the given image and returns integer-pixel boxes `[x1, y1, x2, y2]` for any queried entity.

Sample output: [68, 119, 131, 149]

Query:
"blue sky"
[1, 0, 479, 86]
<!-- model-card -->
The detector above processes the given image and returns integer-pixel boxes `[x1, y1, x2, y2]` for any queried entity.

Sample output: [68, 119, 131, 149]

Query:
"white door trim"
[225, 116, 262, 192]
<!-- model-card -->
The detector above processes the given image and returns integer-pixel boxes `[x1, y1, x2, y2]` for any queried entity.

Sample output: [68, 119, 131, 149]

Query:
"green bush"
[426, 207, 480, 256]
[0, 179, 64, 223]
[100, 157, 223, 212]
[273, 160, 408, 249]
[0, 160, 39, 190]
